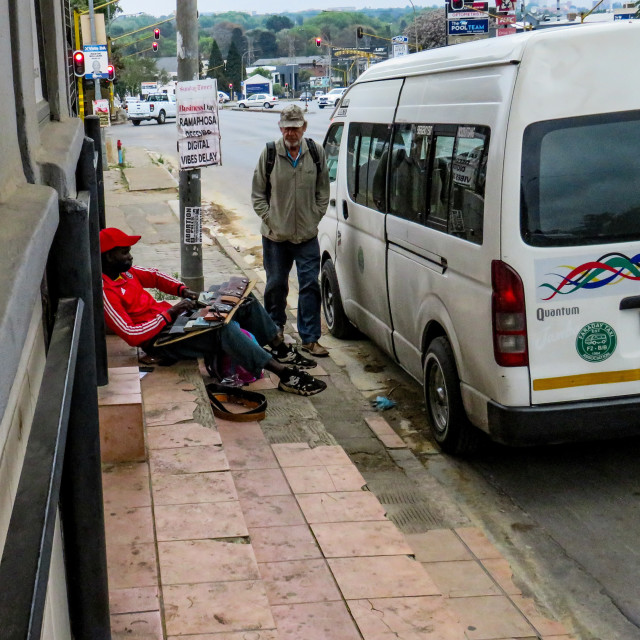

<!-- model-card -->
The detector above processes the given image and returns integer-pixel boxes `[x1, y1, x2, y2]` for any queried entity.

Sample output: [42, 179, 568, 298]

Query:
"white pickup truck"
[128, 93, 177, 125]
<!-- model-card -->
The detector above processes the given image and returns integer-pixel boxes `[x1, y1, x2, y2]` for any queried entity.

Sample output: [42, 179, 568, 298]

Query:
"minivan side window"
[389, 123, 488, 245]
[389, 124, 431, 224]
[324, 123, 344, 183]
[347, 123, 391, 212]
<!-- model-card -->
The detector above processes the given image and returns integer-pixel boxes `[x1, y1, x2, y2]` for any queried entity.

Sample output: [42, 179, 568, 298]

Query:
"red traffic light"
[107, 64, 115, 81]
[72, 50, 85, 77]
[154, 28, 160, 39]
[315, 38, 322, 47]
[229, 83, 233, 88]
[450, 0, 465, 9]
[152, 42, 158, 51]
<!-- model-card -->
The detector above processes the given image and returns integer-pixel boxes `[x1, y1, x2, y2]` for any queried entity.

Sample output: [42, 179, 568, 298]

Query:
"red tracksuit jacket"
[102, 266, 187, 347]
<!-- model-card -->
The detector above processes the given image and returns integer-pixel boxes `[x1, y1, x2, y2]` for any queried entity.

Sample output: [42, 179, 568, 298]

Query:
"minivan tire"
[423, 336, 481, 455]
[157, 110, 166, 124]
[321, 259, 357, 339]
[132, 120, 141, 126]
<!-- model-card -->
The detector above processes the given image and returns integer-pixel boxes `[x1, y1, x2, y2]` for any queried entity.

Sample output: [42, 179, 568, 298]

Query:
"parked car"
[299, 91, 313, 101]
[318, 87, 347, 109]
[237, 93, 279, 109]
[218, 91, 230, 103]
[124, 96, 140, 111]
[128, 93, 176, 125]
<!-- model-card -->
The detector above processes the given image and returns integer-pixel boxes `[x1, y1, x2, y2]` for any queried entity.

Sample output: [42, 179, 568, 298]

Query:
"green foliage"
[226, 41, 242, 94]
[272, 83, 283, 96]
[265, 15, 294, 32]
[117, 56, 160, 98]
[206, 39, 228, 88]
[249, 67, 273, 79]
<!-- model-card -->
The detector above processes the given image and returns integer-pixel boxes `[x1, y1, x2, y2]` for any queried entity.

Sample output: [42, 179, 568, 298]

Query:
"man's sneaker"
[270, 343, 316, 369]
[301, 342, 329, 357]
[278, 368, 327, 396]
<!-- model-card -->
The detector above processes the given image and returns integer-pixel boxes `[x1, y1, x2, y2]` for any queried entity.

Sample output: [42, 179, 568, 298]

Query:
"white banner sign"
[176, 79, 221, 169]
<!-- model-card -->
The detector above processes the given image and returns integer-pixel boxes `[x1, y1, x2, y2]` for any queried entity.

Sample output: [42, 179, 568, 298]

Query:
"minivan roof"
[356, 22, 639, 83]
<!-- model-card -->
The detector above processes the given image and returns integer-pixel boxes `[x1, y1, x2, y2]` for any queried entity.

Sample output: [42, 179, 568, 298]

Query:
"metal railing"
[0, 299, 83, 639]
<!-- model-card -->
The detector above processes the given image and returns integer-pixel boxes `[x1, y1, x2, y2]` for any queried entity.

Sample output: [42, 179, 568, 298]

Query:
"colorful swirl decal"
[539, 252, 640, 300]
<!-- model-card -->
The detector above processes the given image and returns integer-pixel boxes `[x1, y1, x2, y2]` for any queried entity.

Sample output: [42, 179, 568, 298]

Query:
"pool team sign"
[176, 79, 221, 170]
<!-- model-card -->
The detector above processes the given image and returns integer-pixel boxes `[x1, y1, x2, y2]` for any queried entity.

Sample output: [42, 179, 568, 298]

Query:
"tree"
[226, 41, 242, 95]
[265, 15, 294, 32]
[256, 30, 278, 57]
[207, 39, 226, 82]
[249, 67, 273, 79]
[405, 9, 446, 51]
[231, 27, 246, 55]
[117, 56, 159, 99]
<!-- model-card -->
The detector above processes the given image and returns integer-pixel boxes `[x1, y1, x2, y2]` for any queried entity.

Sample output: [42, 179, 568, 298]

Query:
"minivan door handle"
[342, 201, 349, 220]
[330, 198, 336, 207]
[619, 295, 640, 310]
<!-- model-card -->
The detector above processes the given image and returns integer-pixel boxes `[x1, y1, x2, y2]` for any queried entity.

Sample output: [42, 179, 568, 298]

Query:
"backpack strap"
[305, 138, 321, 176]
[265, 141, 276, 205]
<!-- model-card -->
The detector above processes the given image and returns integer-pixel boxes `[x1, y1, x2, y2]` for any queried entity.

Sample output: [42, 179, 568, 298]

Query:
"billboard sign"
[448, 19, 489, 35]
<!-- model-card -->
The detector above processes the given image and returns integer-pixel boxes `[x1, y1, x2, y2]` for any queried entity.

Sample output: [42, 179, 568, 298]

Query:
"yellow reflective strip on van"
[533, 369, 640, 391]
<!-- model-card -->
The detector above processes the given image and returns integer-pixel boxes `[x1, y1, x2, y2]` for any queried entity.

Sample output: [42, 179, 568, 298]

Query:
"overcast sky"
[117, 1, 428, 17]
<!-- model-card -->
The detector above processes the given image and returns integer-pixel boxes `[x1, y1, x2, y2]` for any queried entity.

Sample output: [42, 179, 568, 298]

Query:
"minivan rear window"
[521, 110, 640, 247]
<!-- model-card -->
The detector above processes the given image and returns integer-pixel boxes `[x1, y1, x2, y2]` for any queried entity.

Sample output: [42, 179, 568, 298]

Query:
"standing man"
[252, 104, 331, 357]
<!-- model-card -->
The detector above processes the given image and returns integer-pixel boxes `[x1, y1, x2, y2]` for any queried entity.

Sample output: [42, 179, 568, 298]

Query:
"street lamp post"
[408, 0, 419, 52]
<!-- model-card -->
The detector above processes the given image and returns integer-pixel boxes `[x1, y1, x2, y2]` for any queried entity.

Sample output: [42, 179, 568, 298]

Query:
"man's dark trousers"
[262, 236, 321, 344]
[148, 297, 278, 376]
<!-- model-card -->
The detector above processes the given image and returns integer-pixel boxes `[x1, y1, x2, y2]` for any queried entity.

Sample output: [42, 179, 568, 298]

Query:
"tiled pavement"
[102, 144, 576, 640]
[103, 350, 575, 640]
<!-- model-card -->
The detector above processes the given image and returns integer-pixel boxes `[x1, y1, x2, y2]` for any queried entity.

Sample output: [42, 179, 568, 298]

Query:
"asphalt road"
[107, 105, 640, 640]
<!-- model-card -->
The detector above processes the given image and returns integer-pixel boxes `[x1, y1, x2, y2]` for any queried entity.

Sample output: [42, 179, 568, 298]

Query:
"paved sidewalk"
[102, 143, 576, 640]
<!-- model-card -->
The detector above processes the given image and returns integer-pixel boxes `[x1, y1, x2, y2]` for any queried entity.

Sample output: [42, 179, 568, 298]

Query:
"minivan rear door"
[518, 110, 640, 405]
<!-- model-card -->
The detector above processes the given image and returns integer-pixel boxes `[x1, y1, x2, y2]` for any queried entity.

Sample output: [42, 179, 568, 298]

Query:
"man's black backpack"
[265, 138, 321, 205]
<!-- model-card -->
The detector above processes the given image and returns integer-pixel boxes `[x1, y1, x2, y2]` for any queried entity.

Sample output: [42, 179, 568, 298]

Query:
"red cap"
[99, 227, 141, 253]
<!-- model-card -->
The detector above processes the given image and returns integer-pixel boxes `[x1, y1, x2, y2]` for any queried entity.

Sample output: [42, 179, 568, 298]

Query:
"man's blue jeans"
[262, 236, 321, 344]
[150, 296, 278, 376]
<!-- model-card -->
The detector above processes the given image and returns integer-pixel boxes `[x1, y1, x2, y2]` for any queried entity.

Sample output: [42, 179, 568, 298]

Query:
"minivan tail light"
[492, 260, 528, 367]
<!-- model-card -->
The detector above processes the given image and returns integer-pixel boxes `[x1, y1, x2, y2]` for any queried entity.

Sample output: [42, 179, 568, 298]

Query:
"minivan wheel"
[132, 120, 141, 126]
[157, 110, 166, 124]
[321, 259, 357, 339]
[423, 337, 481, 455]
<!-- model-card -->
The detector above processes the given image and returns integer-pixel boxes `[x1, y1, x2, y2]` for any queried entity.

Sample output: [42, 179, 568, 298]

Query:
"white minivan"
[318, 22, 640, 453]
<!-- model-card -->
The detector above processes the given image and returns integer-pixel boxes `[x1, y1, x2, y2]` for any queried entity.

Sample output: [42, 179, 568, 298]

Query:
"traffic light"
[72, 50, 85, 77]
[315, 37, 322, 47]
[285, 82, 289, 89]
[107, 64, 115, 81]
[154, 28, 160, 39]
[450, 0, 465, 9]
[152, 41, 158, 52]
[357, 27, 363, 39]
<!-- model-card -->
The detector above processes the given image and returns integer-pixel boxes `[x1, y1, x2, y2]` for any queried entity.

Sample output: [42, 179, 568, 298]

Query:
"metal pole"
[88, 0, 102, 99]
[176, 0, 203, 291]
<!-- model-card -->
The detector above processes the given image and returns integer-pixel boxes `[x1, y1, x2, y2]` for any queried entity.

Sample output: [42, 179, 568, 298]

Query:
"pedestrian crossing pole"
[176, 0, 204, 292]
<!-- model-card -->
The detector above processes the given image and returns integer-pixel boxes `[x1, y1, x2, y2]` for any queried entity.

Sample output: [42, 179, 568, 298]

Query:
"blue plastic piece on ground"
[372, 396, 396, 410]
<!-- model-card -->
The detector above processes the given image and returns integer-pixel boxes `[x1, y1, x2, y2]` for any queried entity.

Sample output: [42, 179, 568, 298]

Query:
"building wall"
[0, 0, 85, 636]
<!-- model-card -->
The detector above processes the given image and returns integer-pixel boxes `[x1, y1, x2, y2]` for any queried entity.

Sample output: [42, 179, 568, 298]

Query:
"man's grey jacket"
[252, 137, 330, 244]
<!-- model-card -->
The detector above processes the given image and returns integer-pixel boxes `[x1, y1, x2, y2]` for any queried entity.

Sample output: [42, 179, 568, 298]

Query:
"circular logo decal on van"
[575, 322, 617, 363]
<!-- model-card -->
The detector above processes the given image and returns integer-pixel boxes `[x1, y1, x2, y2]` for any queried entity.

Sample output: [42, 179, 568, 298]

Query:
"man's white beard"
[284, 139, 299, 150]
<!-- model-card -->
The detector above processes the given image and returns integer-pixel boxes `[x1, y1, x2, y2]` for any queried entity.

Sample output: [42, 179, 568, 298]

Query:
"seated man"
[100, 227, 326, 397]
